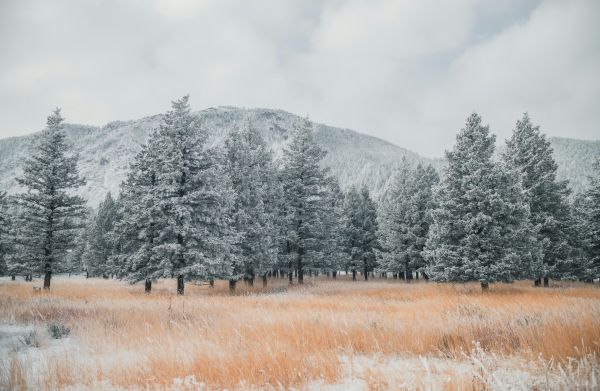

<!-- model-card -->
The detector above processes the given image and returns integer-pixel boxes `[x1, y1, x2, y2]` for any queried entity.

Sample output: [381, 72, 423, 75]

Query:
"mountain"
[1, 107, 596, 208]
[547, 137, 600, 194]
[0, 107, 437, 207]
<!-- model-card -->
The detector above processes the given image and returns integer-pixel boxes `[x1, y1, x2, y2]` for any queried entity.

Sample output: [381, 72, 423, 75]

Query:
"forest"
[0, 95, 599, 293]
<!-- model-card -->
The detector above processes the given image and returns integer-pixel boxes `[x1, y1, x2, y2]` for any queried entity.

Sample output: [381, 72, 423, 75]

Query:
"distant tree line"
[1, 97, 599, 292]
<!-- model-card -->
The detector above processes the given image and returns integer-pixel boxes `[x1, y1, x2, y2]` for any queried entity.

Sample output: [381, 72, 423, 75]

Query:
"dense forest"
[0, 97, 599, 292]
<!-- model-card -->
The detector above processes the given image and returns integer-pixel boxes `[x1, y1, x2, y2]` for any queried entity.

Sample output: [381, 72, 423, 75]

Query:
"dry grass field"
[0, 276, 599, 390]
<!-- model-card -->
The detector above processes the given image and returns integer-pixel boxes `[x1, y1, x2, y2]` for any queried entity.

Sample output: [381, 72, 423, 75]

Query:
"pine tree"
[425, 113, 534, 290]
[378, 160, 412, 278]
[502, 113, 573, 285]
[113, 142, 164, 292]
[13, 109, 86, 289]
[83, 192, 118, 277]
[0, 192, 9, 276]
[409, 164, 439, 279]
[584, 158, 600, 281]
[317, 178, 347, 278]
[378, 162, 438, 280]
[225, 121, 281, 289]
[570, 193, 594, 281]
[115, 96, 238, 294]
[344, 186, 379, 281]
[281, 118, 329, 283]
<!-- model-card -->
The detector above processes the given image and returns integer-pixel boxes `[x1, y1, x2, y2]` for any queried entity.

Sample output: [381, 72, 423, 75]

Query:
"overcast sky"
[0, 0, 598, 157]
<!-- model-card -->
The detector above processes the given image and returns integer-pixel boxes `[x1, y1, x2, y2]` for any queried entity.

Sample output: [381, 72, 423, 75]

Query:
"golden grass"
[0, 276, 599, 390]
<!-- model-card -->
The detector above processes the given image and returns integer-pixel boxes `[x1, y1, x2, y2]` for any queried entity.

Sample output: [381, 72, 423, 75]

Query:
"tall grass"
[0, 277, 599, 389]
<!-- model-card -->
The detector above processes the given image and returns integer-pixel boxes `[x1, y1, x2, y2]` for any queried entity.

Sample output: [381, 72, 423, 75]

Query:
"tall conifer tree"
[425, 113, 534, 290]
[502, 113, 572, 284]
[14, 109, 86, 289]
[281, 118, 329, 283]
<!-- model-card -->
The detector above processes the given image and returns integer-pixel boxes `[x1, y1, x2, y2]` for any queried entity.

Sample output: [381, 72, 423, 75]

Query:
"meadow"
[0, 276, 599, 390]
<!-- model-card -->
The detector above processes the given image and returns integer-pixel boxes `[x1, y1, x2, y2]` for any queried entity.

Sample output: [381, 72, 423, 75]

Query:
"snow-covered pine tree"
[344, 186, 379, 281]
[377, 162, 438, 280]
[502, 113, 573, 285]
[13, 109, 86, 289]
[152, 96, 237, 294]
[114, 142, 164, 292]
[584, 158, 600, 281]
[409, 164, 439, 279]
[570, 193, 594, 281]
[281, 117, 329, 283]
[424, 113, 534, 290]
[225, 120, 281, 289]
[0, 192, 8, 276]
[83, 192, 118, 278]
[317, 178, 347, 279]
[63, 207, 93, 277]
[377, 159, 412, 279]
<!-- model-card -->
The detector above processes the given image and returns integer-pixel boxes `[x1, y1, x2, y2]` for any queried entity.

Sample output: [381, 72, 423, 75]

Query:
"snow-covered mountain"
[0, 107, 437, 207]
[1, 107, 596, 207]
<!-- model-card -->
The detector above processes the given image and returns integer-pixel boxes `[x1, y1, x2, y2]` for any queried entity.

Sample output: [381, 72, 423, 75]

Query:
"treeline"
[0, 97, 598, 292]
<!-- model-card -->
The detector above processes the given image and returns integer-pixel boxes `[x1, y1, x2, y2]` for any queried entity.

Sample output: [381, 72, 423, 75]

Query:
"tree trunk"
[534, 278, 541, 287]
[248, 277, 254, 287]
[11, 275, 15, 281]
[86, 271, 89, 279]
[288, 271, 293, 284]
[43, 271, 51, 289]
[415, 272, 419, 280]
[262, 274, 267, 288]
[332, 271, 337, 280]
[543, 277, 549, 287]
[229, 279, 237, 292]
[422, 271, 429, 280]
[364, 266, 368, 281]
[297, 251, 304, 284]
[209, 279, 214, 288]
[352, 269, 357, 281]
[177, 275, 184, 295]
[481, 280, 489, 292]
[145, 279, 152, 293]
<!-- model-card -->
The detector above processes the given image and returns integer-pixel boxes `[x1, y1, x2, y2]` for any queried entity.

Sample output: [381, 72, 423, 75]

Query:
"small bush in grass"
[47, 322, 70, 339]
[18, 330, 41, 348]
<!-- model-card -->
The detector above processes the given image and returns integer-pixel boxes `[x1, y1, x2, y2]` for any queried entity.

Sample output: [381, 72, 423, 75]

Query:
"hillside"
[548, 137, 600, 194]
[0, 108, 596, 207]
[0, 107, 435, 207]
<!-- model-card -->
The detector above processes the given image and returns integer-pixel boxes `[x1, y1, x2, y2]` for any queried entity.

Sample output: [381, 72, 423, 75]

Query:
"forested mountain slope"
[0, 107, 435, 207]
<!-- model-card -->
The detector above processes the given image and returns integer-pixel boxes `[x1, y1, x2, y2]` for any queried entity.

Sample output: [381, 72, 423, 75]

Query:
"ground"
[0, 276, 599, 390]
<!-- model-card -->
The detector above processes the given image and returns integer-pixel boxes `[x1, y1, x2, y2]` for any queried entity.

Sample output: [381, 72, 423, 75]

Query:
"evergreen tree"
[502, 113, 573, 284]
[225, 121, 281, 288]
[153, 96, 237, 294]
[281, 118, 329, 283]
[378, 162, 438, 280]
[570, 193, 594, 281]
[83, 192, 118, 277]
[13, 109, 86, 289]
[116, 96, 238, 294]
[378, 160, 412, 278]
[344, 186, 379, 281]
[584, 158, 600, 280]
[0, 192, 8, 276]
[425, 113, 534, 290]
[64, 207, 93, 277]
[317, 178, 347, 278]
[113, 142, 164, 291]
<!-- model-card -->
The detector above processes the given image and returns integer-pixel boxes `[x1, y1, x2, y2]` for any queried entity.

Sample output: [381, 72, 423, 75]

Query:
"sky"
[0, 0, 598, 157]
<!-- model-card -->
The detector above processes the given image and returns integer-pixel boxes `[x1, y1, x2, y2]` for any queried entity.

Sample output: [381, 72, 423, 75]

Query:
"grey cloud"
[0, 0, 598, 157]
